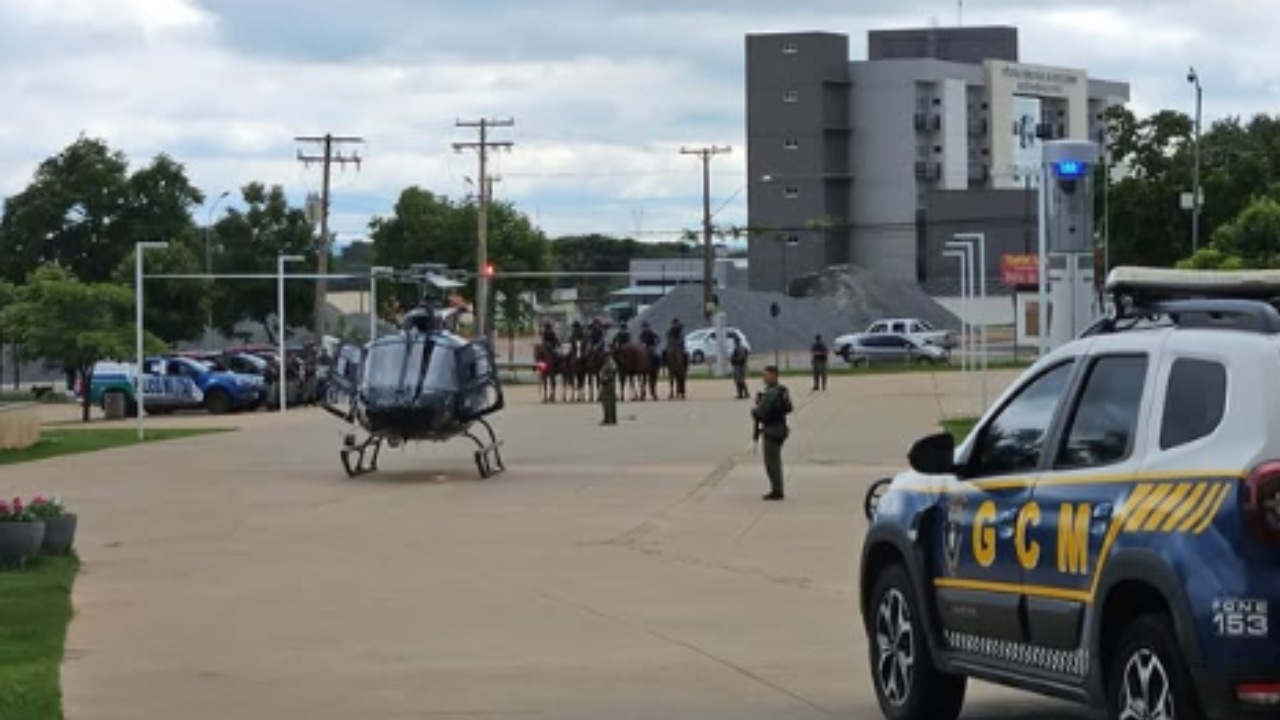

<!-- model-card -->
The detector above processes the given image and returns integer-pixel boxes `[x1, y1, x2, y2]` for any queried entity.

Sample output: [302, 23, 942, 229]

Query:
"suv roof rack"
[1090, 266, 1280, 336]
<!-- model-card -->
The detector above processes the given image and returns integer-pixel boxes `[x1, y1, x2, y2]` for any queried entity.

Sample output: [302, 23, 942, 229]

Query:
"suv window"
[971, 361, 1075, 476]
[1055, 355, 1148, 470]
[1159, 358, 1228, 450]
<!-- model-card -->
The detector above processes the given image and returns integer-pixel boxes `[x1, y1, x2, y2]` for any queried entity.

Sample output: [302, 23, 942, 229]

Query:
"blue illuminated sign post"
[1038, 140, 1101, 355]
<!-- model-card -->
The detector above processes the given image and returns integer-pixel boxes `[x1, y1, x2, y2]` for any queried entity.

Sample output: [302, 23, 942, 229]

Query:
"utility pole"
[295, 133, 364, 341]
[453, 118, 514, 341]
[680, 145, 731, 324]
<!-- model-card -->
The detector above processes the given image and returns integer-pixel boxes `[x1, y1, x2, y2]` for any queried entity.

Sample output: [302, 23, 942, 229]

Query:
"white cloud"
[0, 0, 1277, 249]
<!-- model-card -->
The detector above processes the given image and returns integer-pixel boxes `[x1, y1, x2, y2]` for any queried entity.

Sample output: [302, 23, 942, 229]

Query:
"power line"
[295, 133, 364, 339]
[452, 118, 514, 340]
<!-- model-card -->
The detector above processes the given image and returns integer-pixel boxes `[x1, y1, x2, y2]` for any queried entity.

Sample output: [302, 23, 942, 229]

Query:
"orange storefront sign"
[1002, 254, 1040, 286]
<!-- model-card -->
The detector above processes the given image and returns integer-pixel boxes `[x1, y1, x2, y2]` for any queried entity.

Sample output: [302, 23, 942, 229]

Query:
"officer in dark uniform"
[612, 322, 631, 349]
[541, 322, 560, 352]
[811, 334, 829, 391]
[730, 336, 750, 399]
[752, 365, 793, 500]
[599, 352, 618, 425]
[587, 319, 605, 351]
[639, 321, 660, 366]
[666, 318, 685, 351]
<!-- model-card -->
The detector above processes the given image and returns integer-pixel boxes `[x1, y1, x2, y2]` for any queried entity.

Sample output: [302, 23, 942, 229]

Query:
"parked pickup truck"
[86, 356, 266, 416]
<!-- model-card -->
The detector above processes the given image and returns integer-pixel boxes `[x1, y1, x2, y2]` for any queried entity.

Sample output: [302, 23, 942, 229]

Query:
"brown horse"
[664, 345, 689, 399]
[533, 343, 566, 403]
[581, 343, 607, 402]
[613, 342, 655, 401]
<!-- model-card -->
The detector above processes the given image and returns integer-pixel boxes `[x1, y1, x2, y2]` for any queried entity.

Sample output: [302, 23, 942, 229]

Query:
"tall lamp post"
[135, 241, 169, 441]
[277, 254, 305, 413]
[204, 190, 230, 332]
[369, 266, 393, 343]
[1188, 66, 1203, 253]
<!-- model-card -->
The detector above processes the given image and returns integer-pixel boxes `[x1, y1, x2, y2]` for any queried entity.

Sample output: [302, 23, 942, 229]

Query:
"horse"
[532, 343, 566, 403]
[613, 342, 654, 401]
[581, 342, 607, 402]
[563, 339, 589, 402]
[663, 344, 689, 400]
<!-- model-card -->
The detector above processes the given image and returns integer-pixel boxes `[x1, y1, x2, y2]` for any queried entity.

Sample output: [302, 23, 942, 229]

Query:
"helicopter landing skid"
[464, 418, 506, 479]
[340, 432, 384, 478]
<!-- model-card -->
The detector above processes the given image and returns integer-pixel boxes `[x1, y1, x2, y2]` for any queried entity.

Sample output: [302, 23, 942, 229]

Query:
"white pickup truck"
[833, 318, 958, 361]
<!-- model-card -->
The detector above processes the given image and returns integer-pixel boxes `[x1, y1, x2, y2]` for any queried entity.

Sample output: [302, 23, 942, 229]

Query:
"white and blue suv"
[860, 267, 1280, 720]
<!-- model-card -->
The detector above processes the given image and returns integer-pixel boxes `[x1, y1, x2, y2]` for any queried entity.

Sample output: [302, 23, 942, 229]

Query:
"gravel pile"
[792, 265, 960, 332]
[633, 265, 959, 352]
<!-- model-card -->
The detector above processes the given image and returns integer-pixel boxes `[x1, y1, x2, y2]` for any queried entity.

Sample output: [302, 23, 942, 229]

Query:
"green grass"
[942, 417, 979, 442]
[0, 391, 69, 405]
[0, 428, 233, 467]
[0, 554, 79, 720]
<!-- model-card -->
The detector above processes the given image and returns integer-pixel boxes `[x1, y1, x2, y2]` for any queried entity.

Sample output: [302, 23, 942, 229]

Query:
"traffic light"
[482, 263, 495, 278]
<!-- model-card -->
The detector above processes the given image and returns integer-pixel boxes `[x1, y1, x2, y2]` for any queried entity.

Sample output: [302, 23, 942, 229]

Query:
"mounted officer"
[568, 319, 585, 350]
[666, 318, 685, 351]
[639, 321, 660, 366]
[541, 321, 560, 353]
[587, 318, 606, 352]
[612, 322, 631, 349]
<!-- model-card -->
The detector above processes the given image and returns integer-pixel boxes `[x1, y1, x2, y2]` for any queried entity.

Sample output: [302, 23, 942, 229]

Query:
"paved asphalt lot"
[7, 370, 1094, 719]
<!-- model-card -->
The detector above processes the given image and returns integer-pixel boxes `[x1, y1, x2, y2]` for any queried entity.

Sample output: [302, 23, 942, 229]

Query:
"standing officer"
[811, 334, 829, 391]
[730, 336, 750, 399]
[599, 351, 619, 425]
[752, 365, 793, 500]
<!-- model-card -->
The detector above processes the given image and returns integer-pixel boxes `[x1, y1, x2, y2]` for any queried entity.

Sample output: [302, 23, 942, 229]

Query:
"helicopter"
[319, 263, 506, 479]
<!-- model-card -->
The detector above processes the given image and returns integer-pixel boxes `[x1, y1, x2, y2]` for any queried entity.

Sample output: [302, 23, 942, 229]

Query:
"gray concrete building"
[745, 26, 1130, 294]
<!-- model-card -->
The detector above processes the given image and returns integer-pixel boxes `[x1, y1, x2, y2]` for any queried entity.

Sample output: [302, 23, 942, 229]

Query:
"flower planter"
[0, 522, 45, 568]
[40, 514, 77, 555]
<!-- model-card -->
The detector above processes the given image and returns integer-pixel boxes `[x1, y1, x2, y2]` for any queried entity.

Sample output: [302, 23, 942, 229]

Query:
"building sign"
[1002, 254, 1040, 286]
[1010, 95, 1042, 182]
[999, 63, 1083, 96]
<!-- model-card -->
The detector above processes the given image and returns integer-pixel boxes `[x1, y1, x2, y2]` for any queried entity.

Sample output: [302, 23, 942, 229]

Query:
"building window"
[784, 186, 800, 199]
[782, 42, 798, 54]
[783, 90, 799, 103]
[784, 138, 799, 150]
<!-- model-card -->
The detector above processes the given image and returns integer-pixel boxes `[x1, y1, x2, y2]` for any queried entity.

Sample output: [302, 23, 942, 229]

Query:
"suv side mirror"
[908, 432, 957, 475]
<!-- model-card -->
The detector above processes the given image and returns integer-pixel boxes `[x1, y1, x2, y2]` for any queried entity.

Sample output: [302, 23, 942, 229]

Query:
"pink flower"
[32, 496, 46, 505]
[12, 498, 23, 513]
[0, 501, 8, 515]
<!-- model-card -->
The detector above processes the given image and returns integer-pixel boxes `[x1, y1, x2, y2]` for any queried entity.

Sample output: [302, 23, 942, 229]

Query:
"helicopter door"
[455, 340, 504, 421]
[321, 342, 365, 411]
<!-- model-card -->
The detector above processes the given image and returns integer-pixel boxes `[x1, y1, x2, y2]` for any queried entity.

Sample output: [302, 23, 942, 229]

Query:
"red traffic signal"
[481, 263, 495, 278]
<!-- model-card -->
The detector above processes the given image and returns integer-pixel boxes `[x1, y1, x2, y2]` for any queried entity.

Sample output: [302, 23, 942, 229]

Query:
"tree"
[1177, 195, 1280, 269]
[112, 235, 212, 344]
[0, 137, 205, 286]
[1, 265, 165, 421]
[368, 188, 553, 328]
[207, 183, 321, 341]
[549, 233, 695, 303]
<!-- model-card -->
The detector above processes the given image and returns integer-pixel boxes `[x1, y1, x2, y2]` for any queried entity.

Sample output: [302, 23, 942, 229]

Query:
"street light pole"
[1188, 67, 1203, 253]
[277, 254, 305, 413]
[135, 241, 169, 441]
[369, 266, 393, 343]
[204, 191, 229, 331]
[954, 233, 988, 409]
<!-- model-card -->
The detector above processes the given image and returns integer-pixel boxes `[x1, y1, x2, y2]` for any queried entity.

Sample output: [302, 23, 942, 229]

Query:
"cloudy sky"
[0, 0, 1273, 248]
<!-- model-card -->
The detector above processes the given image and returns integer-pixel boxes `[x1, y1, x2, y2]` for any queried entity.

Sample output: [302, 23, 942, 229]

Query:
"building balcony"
[914, 161, 941, 181]
[968, 118, 988, 135]
[913, 113, 942, 132]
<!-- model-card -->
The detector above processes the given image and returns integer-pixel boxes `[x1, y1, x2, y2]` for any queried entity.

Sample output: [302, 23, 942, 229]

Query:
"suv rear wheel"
[1108, 614, 1200, 720]
[867, 564, 966, 720]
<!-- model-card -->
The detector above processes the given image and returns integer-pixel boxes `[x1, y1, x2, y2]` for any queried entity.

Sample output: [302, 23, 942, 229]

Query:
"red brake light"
[1243, 461, 1280, 545]
[1237, 682, 1280, 706]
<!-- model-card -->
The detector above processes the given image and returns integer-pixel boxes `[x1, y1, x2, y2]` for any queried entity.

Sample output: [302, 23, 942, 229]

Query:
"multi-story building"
[745, 25, 1130, 293]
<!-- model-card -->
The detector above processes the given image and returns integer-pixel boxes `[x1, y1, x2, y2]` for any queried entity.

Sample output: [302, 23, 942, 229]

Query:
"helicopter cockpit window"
[423, 344, 458, 391]
[362, 341, 413, 390]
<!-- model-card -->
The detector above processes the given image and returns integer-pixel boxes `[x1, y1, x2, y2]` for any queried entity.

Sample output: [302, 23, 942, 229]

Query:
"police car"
[860, 267, 1280, 720]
